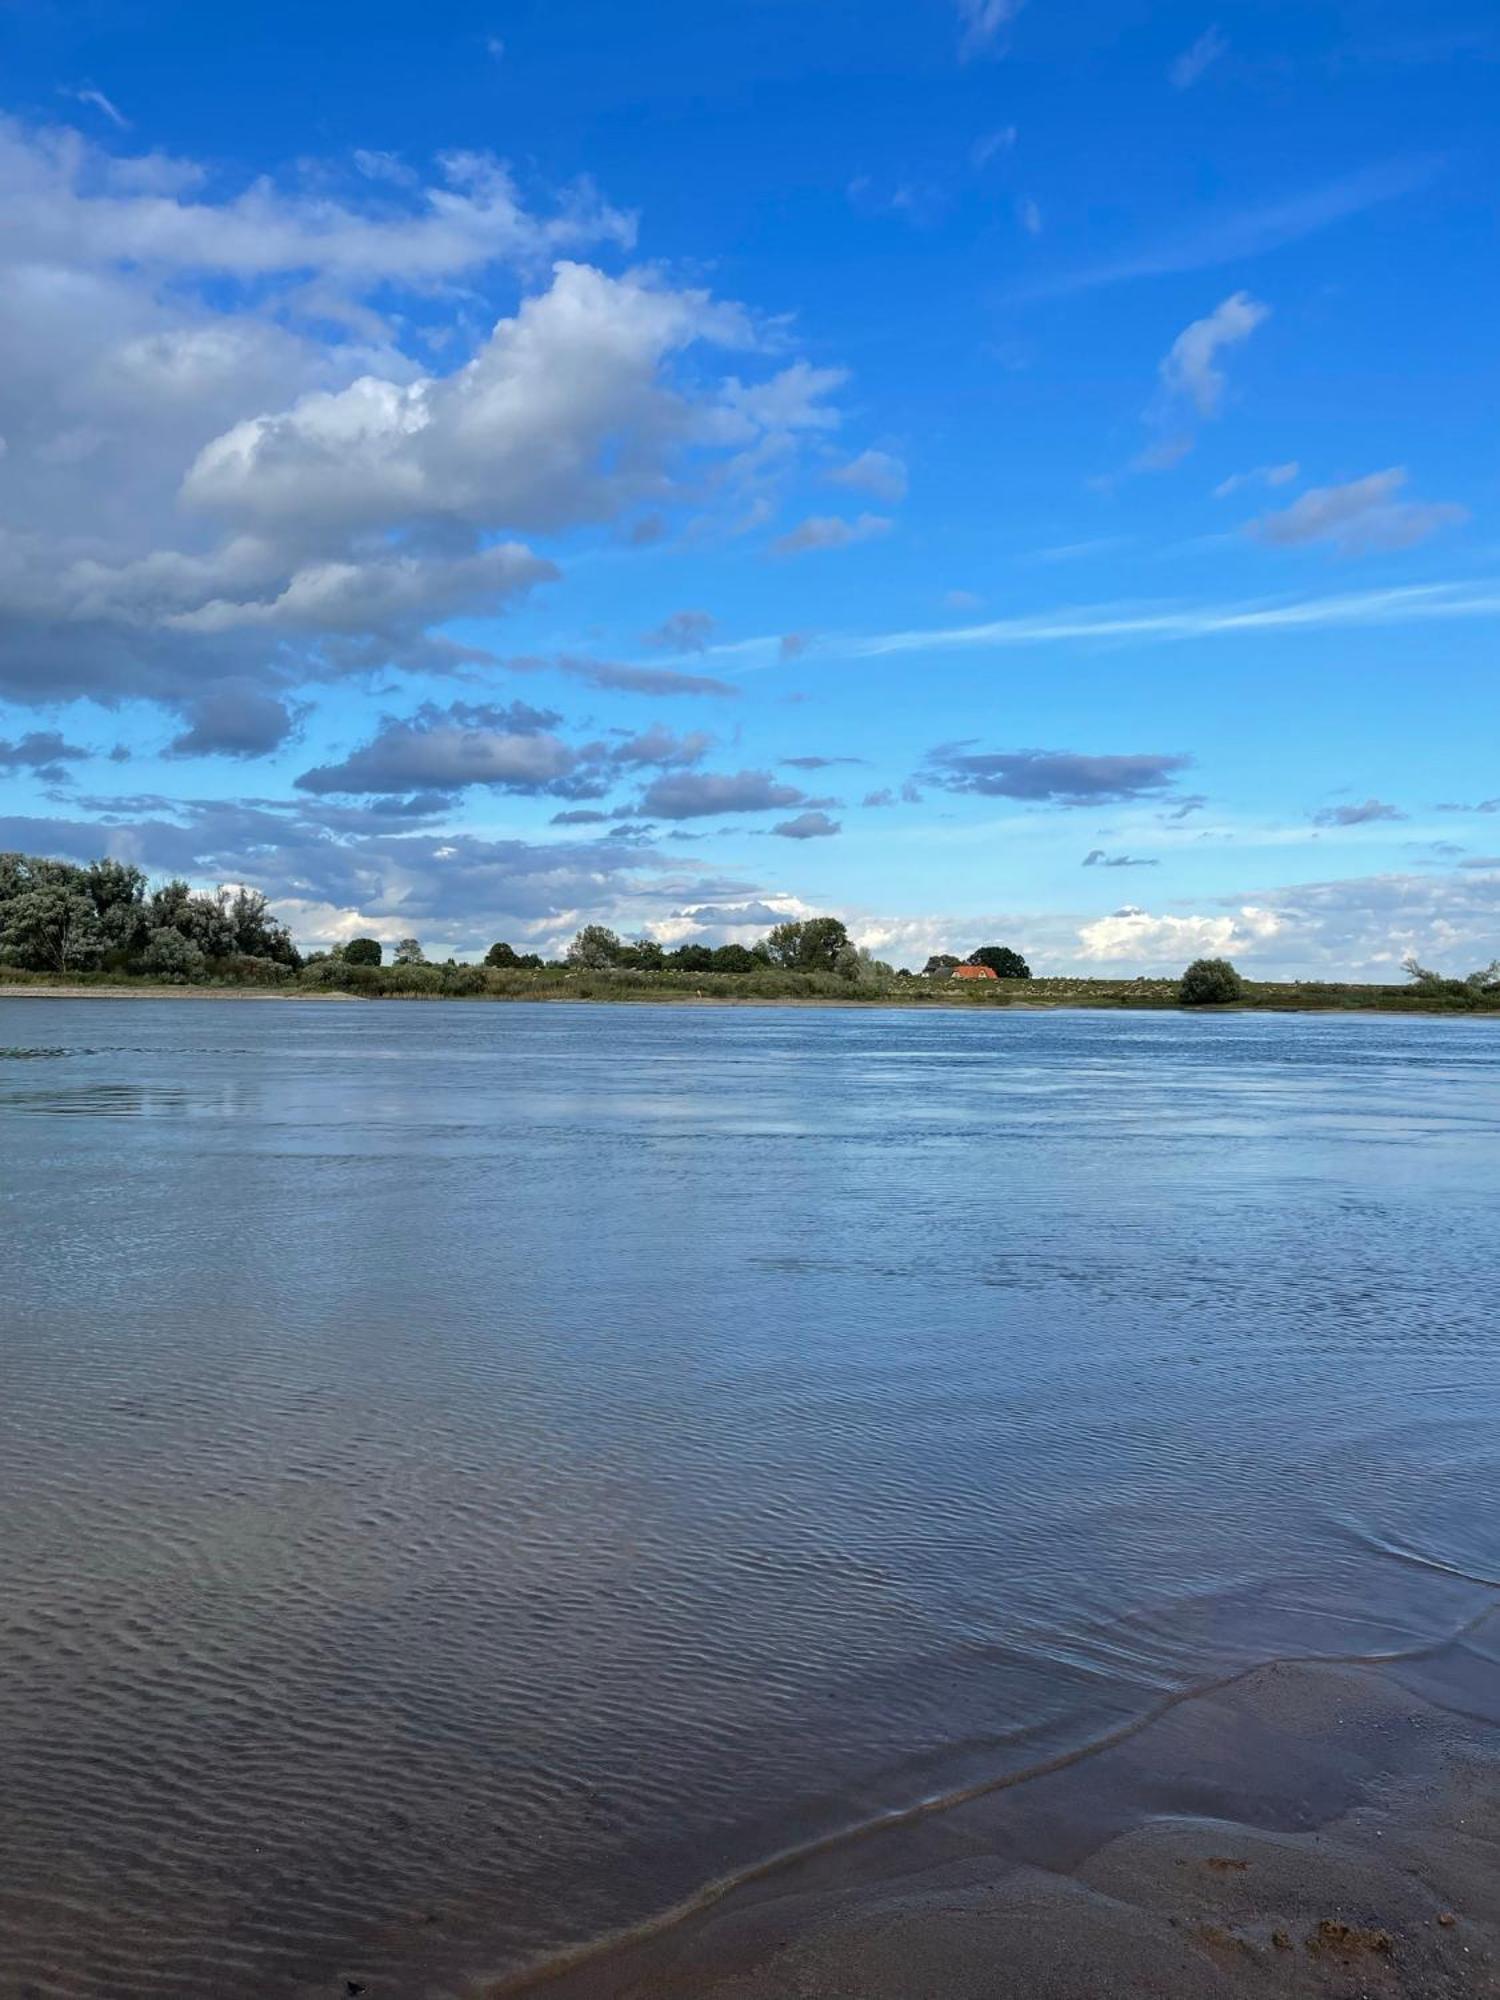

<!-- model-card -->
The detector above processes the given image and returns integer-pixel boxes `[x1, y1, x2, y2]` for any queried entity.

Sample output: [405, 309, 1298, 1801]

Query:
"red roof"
[952, 962, 998, 979]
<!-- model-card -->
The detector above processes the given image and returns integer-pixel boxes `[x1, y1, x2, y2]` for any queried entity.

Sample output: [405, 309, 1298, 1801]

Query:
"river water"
[2, 997, 1497, 1997]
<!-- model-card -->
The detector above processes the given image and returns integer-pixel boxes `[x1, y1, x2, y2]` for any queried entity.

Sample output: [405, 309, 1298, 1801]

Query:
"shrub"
[1179, 957, 1244, 1005]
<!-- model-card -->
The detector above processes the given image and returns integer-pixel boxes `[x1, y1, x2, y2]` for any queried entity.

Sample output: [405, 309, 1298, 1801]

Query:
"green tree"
[85, 860, 149, 954]
[567, 924, 625, 969]
[221, 886, 299, 965]
[1179, 957, 1244, 1005]
[714, 942, 768, 973]
[1, 881, 106, 971]
[141, 926, 206, 979]
[669, 943, 716, 972]
[484, 940, 520, 968]
[393, 937, 426, 965]
[344, 937, 383, 967]
[968, 945, 1031, 979]
[764, 916, 849, 971]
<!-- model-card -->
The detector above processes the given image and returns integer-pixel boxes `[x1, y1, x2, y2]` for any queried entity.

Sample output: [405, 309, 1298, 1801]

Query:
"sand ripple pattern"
[2, 1000, 1499, 1998]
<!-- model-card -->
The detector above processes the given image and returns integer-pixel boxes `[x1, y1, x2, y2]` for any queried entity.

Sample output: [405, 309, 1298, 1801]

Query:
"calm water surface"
[3, 998, 1498, 1997]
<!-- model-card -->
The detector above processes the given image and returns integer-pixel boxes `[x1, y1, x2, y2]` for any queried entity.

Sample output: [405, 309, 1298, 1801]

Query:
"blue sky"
[0, 0, 1496, 972]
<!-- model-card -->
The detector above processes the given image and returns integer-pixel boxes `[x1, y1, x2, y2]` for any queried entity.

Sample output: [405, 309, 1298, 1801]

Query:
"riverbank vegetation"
[2, 850, 1497, 1012]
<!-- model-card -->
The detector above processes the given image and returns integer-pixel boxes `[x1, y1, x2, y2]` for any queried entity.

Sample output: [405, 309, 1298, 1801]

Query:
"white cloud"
[1214, 460, 1299, 498]
[1, 117, 634, 283]
[972, 127, 1018, 168]
[1249, 467, 1467, 555]
[1019, 157, 1437, 300]
[844, 581, 1500, 660]
[65, 86, 130, 130]
[1078, 903, 1284, 963]
[826, 448, 907, 502]
[1169, 27, 1227, 89]
[1159, 290, 1269, 417]
[770, 513, 892, 556]
[184, 263, 755, 538]
[1016, 195, 1043, 237]
[955, 0, 1026, 60]
[0, 118, 852, 735]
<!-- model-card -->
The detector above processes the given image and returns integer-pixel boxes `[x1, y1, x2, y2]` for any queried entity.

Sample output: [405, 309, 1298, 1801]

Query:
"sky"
[0, 0, 1496, 975]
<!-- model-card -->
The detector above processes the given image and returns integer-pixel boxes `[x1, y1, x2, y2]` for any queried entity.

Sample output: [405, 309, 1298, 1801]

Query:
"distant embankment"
[4, 965, 1499, 1014]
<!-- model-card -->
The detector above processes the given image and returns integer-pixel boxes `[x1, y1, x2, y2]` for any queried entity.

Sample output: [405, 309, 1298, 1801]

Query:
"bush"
[441, 964, 487, 996]
[1179, 957, 1244, 1006]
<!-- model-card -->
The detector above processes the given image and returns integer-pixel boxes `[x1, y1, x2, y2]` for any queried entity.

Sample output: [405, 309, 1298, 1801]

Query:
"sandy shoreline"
[494, 1612, 1500, 2000]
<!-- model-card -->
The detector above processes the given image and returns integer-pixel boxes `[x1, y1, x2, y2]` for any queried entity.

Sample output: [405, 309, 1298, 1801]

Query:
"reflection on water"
[2, 998, 1498, 1998]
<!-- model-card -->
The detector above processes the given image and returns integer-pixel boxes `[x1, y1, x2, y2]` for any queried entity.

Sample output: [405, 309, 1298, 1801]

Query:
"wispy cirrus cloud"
[1017, 156, 1441, 299]
[1215, 461, 1299, 498]
[954, 0, 1026, 61]
[1169, 26, 1227, 89]
[840, 581, 1500, 660]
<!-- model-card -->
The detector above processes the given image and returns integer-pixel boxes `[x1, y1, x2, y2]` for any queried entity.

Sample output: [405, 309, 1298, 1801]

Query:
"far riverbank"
[4, 973, 1500, 1016]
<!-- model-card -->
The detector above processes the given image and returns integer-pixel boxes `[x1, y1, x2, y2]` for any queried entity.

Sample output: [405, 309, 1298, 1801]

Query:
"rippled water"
[3, 997, 1498, 1998]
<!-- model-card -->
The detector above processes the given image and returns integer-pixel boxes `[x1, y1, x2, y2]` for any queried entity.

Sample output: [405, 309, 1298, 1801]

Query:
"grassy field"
[4, 963, 1499, 1014]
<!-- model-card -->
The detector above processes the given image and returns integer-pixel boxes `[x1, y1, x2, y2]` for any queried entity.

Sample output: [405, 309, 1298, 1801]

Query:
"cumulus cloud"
[3, 119, 633, 284]
[1082, 849, 1159, 867]
[926, 746, 1193, 805]
[294, 700, 710, 798]
[770, 513, 892, 556]
[0, 730, 91, 781]
[771, 810, 841, 839]
[295, 700, 581, 798]
[643, 609, 716, 653]
[1169, 26, 1227, 88]
[1078, 903, 1284, 963]
[826, 449, 907, 503]
[634, 768, 822, 820]
[1249, 467, 1466, 555]
[1159, 291, 1270, 417]
[0, 119, 849, 737]
[1312, 797, 1408, 827]
[166, 684, 301, 759]
[182, 264, 757, 540]
[605, 724, 713, 769]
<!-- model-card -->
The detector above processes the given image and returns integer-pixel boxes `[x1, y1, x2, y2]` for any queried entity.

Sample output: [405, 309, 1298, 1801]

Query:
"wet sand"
[510, 1615, 1500, 2000]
